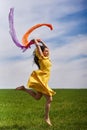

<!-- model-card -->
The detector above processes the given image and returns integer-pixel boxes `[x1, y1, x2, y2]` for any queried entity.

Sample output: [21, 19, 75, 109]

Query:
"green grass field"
[0, 89, 87, 130]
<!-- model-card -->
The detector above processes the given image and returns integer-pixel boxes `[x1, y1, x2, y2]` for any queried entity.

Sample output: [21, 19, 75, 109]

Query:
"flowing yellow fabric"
[27, 49, 56, 96]
[22, 23, 53, 46]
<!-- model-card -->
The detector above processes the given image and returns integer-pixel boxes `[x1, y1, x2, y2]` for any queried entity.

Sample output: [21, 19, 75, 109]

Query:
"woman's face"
[43, 48, 49, 57]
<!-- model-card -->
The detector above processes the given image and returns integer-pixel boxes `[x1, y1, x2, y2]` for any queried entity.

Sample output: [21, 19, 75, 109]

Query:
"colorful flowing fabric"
[9, 8, 53, 51]
[9, 8, 25, 50]
[22, 23, 53, 46]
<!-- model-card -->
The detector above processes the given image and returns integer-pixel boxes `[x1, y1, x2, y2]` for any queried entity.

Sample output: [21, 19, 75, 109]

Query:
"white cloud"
[50, 58, 87, 88]
[51, 35, 87, 61]
[0, 56, 37, 88]
[49, 35, 87, 88]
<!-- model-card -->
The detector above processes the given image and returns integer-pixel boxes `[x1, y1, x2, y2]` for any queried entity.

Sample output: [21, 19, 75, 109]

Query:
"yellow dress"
[27, 49, 56, 96]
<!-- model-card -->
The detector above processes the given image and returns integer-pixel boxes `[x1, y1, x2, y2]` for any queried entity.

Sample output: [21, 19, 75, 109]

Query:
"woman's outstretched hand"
[36, 39, 42, 43]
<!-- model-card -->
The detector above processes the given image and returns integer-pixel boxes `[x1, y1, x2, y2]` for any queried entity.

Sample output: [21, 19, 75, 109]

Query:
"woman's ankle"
[44, 118, 52, 126]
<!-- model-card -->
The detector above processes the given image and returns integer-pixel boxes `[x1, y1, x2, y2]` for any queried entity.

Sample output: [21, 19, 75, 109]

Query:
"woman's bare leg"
[16, 86, 42, 100]
[43, 94, 53, 126]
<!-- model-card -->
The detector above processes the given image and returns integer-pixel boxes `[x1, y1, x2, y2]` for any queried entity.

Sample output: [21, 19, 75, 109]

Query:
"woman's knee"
[35, 92, 43, 100]
[48, 96, 52, 103]
[44, 94, 53, 103]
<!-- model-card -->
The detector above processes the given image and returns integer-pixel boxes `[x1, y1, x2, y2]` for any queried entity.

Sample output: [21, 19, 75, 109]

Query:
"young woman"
[16, 39, 56, 126]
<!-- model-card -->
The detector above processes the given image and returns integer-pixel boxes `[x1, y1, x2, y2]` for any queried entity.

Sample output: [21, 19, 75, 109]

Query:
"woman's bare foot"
[45, 118, 52, 126]
[16, 86, 25, 91]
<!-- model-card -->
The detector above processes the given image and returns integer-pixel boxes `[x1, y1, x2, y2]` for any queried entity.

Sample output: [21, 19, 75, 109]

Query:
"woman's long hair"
[33, 45, 46, 69]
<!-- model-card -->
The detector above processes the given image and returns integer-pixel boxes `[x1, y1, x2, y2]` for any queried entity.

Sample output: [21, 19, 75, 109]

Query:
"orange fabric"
[22, 23, 53, 46]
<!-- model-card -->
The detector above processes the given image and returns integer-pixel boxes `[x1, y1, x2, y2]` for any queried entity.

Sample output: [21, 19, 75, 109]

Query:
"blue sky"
[0, 0, 87, 89]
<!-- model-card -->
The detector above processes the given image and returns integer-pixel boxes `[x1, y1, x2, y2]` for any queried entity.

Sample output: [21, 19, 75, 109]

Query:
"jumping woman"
[16, 39, 56, 126]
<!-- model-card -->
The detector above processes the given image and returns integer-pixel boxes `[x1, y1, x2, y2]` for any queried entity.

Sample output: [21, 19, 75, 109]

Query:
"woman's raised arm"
[34, 39, 43, 57]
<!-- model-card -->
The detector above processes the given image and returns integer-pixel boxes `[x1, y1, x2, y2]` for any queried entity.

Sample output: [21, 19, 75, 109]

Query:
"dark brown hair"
[33, 45, 46, 69]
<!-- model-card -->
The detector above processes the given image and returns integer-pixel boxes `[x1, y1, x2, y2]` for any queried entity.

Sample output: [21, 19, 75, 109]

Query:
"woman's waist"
[40, 69, 50, 73]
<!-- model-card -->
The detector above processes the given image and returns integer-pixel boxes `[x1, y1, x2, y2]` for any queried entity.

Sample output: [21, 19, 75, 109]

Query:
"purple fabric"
[9, 8, 26, 50]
